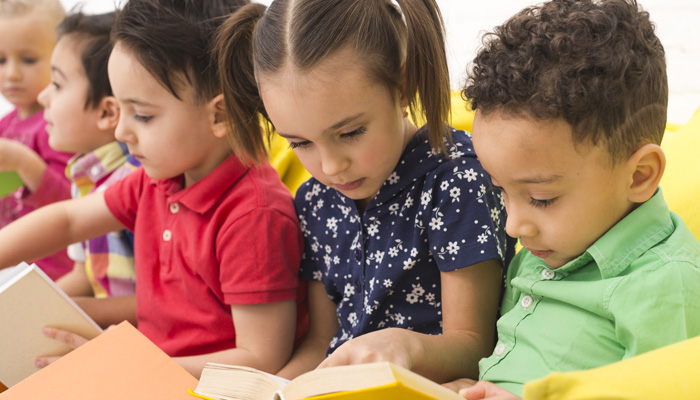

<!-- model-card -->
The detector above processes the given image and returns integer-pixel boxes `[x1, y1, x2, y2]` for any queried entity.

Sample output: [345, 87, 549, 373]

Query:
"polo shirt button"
[162, 229, 172, 241]
[521, 295, 534, 309]
[494, 343, 506, 356]
[354, 249, 361, 261]
[169, 203, 180, 214]
[541, 269, 555, 280]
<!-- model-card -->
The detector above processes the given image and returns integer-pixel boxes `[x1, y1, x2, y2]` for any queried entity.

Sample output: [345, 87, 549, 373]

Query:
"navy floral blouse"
[295, 127, 515, 353]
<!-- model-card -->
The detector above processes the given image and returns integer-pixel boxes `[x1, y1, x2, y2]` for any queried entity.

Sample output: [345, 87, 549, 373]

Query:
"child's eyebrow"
[514, 174, 563, 184]
[276, 112, 366, 140]
[123, 98, 155, 107]
[50, 66, 66, 79]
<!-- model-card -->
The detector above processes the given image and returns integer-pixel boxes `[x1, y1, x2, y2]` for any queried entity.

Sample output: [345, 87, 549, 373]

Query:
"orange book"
[1, 321, 198, 399]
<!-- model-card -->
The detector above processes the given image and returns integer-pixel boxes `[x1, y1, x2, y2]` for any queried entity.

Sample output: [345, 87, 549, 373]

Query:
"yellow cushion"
[660, 106, 700, 241]
[266, 133, 311, 195]
[450, 91, 475, 132]
[523, 335, 700, 399]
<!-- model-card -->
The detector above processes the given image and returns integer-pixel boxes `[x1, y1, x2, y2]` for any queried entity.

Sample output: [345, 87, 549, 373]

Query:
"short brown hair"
[214, 0, 451, 163]
[111, 0, 248, 103]
[463, 0, 667, 161]
[57, 12, 115, 110]
[0, 0, 64, 25]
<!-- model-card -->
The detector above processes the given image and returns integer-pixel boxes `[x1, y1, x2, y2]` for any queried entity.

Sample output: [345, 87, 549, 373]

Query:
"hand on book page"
[316, 327, 413, 370]
[34, 326, 91, 368]
[189, 361, 465, 400]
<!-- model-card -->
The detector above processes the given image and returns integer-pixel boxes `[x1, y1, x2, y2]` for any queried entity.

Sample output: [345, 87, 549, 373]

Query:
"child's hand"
[458, 381, 521, 400]
[35, 327, 90, 368]
[316, 327, 414, 370]
[443, 377, 478, 393]
[0, 138, 24, 171]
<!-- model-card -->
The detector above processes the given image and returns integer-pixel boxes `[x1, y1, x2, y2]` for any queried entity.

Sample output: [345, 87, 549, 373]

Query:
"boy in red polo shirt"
[0, 0, 306, 378]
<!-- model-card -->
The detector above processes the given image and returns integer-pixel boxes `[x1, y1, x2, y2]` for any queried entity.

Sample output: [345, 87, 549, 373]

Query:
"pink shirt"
[104, 155, 307, 357]
[0, 109, 73, 280]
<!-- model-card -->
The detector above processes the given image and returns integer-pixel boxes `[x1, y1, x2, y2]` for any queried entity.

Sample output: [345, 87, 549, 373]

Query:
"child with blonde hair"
[0, 0, 73, 280]
[216, 0, 515, 382]
[0, 0, 307, 378]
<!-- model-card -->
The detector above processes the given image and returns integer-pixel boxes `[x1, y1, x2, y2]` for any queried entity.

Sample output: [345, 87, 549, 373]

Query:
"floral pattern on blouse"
[296, 127, 516, 353]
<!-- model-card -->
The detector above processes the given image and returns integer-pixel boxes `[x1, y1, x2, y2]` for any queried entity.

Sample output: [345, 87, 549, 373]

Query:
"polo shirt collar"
[582, 189, 673, 278]
[152, 153, 249, 214]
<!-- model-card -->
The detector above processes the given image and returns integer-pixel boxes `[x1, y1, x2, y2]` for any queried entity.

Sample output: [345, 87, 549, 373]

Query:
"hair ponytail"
[395, 0, 450, 154]
[214, 3, 268, 166]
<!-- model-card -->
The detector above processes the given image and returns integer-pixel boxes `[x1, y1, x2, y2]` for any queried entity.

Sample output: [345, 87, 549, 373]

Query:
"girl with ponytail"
[215, 0, 515, 382]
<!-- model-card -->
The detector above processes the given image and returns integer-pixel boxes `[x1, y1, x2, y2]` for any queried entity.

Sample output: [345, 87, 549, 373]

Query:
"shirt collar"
[152, 153, 249, 214]
[580, 188, 673, 278]
[372, 126, 471, 207]
[67, 141, 132, 184]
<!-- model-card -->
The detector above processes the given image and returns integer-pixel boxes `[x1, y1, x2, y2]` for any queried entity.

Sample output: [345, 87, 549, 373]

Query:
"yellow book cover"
[190, 361, 463, 400]
[0, 262, 102, 388]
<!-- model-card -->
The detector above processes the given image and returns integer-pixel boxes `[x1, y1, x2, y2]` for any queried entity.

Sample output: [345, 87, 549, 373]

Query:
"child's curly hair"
[463, 0, 667, 162]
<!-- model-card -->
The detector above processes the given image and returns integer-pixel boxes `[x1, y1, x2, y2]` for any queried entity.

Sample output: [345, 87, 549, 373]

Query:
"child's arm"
[57, 261, 93, 297]
[71, 295, 137, 328]
[0, 138, 48, 193]
[318, 259, 503, 383]
[0, 192, 124, 269]
[276, 280, 339, 379]
[174, 300, 298, 378]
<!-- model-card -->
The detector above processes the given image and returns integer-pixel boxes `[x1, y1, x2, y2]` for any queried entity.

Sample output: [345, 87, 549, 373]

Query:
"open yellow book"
[189, 361, 463, 400]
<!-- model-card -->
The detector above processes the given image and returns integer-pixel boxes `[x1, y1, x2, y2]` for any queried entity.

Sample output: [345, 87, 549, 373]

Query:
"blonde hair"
[0, 0, 65, 27]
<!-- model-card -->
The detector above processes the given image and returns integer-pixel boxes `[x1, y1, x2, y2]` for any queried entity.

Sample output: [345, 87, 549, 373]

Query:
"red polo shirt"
[104, 154, 306, 357]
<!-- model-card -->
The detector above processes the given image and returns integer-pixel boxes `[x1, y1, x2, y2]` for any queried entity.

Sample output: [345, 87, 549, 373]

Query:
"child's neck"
[16, 103, 43, 120]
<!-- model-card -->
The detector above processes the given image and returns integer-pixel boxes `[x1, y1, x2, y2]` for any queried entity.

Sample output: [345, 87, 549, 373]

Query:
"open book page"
[192, 362, 464, 400]
[193, 363, 291, 400]
[0, 262, 102, 387]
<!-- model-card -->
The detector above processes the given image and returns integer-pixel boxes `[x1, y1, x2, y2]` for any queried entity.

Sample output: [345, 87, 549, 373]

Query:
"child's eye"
[23, 57, 37, 64]
[288, 140, 311, 150]
[134, 114, 152, 123]
[529, 197, 557, 208]
[0, 58, 5, 64]
[340, 126, 366, 141]
[51, 82, 61, 90]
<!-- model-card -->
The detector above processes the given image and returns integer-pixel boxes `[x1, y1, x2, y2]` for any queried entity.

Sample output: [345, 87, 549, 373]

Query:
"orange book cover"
[0, 321, 198, 399]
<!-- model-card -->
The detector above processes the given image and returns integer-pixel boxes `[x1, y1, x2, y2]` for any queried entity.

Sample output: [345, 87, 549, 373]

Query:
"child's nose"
[504, 203, 537, 238]
[320, 150, 350, 177]
[114, 119, 134, 143]
[4, 59, 22, 81]
[37, 86, 50, 107]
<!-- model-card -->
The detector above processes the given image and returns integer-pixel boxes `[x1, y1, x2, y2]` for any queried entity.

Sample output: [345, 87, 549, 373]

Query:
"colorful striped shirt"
[67, 141, 140, 297]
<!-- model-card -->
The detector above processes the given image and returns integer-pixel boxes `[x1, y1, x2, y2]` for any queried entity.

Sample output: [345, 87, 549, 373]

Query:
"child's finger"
[42, 327, 89, 348]
[34, 356, 60, 368]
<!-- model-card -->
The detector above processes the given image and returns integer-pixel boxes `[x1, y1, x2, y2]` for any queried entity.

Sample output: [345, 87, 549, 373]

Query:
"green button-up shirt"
[479, 189, 700, 396]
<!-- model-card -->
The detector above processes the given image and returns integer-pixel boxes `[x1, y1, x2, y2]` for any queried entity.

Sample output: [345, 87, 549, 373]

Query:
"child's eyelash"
[134, 115, 152, 123]
[288, 140, 310, 150]
[529, 198, 556, 208]
[340, 126, 366, 140]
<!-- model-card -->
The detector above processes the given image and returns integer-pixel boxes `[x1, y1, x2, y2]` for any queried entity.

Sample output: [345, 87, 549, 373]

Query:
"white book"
[0, 262, 102, 387]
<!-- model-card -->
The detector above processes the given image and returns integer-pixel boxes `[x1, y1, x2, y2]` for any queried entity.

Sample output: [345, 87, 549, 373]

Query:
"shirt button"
[541, 269, 555, 280]
[354, 249, 361, 261]
[521, 295, 534, 309]
[162, 229, 172, 241]
[169, 203, 180, 214]
[494, 343, 506, 356]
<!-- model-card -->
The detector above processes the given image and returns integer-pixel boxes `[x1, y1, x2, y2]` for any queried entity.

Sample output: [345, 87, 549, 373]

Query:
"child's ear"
[207, 94, 228, 139]
[96, 96, 120, 131]
[626, 143, 666, 203]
